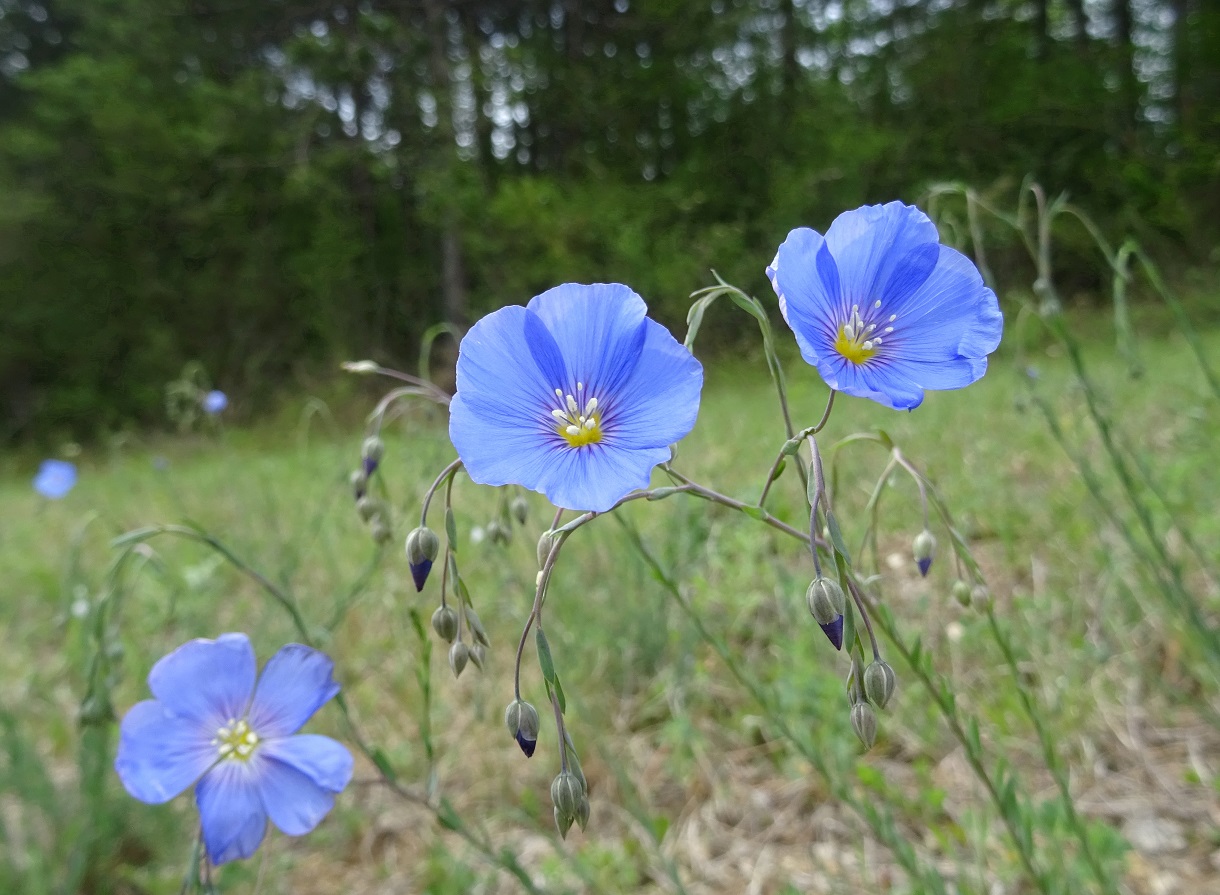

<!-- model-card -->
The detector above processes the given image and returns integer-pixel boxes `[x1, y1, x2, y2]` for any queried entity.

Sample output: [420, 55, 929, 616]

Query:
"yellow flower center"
[833, 302, 894, 365]
[213, 718, 260, 762]
[550, 384, 603, 448]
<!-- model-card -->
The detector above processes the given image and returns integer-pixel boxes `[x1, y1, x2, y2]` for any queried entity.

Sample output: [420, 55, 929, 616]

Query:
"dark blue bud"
[362, 455, 379, 477]
[819, 614, 844, 650]
[912, 530, 936, 578]
[515, 731, 537, 757]
[917, 557, 932, 577]
[410, 559, 433, 592]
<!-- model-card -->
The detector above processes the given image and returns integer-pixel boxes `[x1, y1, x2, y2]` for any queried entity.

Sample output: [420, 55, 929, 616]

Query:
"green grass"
[2, 299, 1218, 894]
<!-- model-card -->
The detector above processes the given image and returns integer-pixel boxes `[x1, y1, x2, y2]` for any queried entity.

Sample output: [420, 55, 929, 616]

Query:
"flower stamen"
[551, 388, 603, 448]
[213, 718, 260, 762]
[834, 304, 898, 365]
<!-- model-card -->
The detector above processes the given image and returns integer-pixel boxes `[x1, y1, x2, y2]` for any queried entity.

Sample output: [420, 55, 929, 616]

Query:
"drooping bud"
[536, 530, 556, 569]
[550, 771, 585, 839]
[970, 584, 993, 611]
[361, 436, 385, 476]
[487, 520, 511, 547]
[851, 702, 877, 749]
[863, 660, 897, 709]
[913, 530, 937, 577]
[355, 495, 380, 523]
[406, 526, 440, 591]
[448, 641, 469, 678]
[510, 496, 529, 526]
[469, 643, 486, 670]
[504, 699, 540, 757]
[806, 576, 846, 650]
[370, 517, 393, 545]
[576, 795, 591, 832]
[431, 605, 458, 642]
[951, 579, 972, 607]
[349, 469, 367, 501]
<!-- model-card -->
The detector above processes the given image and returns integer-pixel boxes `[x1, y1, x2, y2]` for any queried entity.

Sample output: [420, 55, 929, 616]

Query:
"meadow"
[2, 265, 1218, 893]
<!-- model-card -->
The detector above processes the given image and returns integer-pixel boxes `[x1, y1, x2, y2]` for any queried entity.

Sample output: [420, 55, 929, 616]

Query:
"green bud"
[913, 529, 937, 577]
[576, 795, 591, 832]
[465, 606, 490, 648]
[971, 584, 993, 611]
[851, 702, 877, 749]
[468, 643, 486, 670]
[349, 469, 368, 500]
[806, 576, 846, 625]
[356, 495, 380, 523]
[505, 699, 540, 757]
[551, 771, 584, 838]
[448, 641, 469, 678]
[431, 605, 458, 642]
[510, 496, 529, 526]
[406, 526, 441, 566]
[536, 530, 556, 569]
[951, 579, 972, 606]
[863, 660, 896, 709]
[487, 520, 512, 546]
[361, 435, 384, 464]
[370, 517, 393, 545]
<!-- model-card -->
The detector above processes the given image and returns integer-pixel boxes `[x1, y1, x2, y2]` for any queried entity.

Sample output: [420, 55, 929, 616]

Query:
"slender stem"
[758, 390, 837, 508]
[550, 685, 569, 773]
[420, 458, 463, 527]
[844, 577, 881, 661]
[514, 515, 569, 699]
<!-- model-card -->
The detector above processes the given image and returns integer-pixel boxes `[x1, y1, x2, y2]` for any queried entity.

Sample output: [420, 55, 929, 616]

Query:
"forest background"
[1, 0, 1217, 442]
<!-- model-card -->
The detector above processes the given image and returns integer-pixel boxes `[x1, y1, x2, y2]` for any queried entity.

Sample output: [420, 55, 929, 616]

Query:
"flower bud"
[510, 496, 529, 526]
[536, 530, 556, 569]
[355, 495, 380, 523]
[913, 530, 937, 577]
[951, 579, 972, 606]
[465, 606, 490, 648]
[469, 643, 486, 670]
[487, 520, 511, 547]
[370, 517, 393, 545]
[851, 702, 877, 750]
[361, 436, 385, 476]
[551, 771, 585, 838]
[406, 526, 440, 592]
[970, 584, 993, 611]
[576, 795, 591, 832]
[806, 576, 846, 650]
[448, 641, 469, 678]
[349, 469, 367, 501]
[505, 699, 540, 757]
[863, 660, 896, 709]
[431, 605, 458, 642]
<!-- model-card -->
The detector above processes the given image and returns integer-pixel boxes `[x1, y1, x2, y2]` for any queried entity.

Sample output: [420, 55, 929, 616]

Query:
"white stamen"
[874, 300, 882, 308]
[566, 425, 581, 437]
[885, 326, 894, 334]
[585, 397, 598, 414]
[862, 340, 874, 350]
[889, 314, 897, 322]
[566, 394, 580, 415]
[576, 382, 584, 390]
[872, 337, 883, 345]
[551, 409, 567, 421]
[554, 388, 563, 397]
[584, 418, 596, 429]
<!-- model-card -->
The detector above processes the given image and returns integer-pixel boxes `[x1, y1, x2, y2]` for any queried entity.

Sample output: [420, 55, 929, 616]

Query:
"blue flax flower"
[202, 390, 228, 414]
[33, 459, 77, 499]
[767, 202, 1003, 410]
[449, 283, 703, 512]
[115, 633, 353, 864]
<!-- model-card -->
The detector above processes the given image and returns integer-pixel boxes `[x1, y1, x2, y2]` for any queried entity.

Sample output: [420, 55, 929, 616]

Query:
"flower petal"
[196, 760, 268, 864]
[114, 699, 217, 804]
[603, 318, 703, 451]
[770, 228, 836, 363]
[147, 633, 256, 727]
[256, 735, 353, 835]
[246, 644, 340, 738]
[824, 202, 940, 305]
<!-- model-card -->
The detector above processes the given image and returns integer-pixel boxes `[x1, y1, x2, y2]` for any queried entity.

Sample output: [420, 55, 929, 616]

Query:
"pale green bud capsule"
[370, 517, 393, 545]
[487, 520, 512, 546]
[551, 771, 584, 837]
[448, 641, 469, 678]
[554, 806, 573, 839]
[349, 469, 368, 500]
[356, 495, 380, 523]
[851, 702, 877, 750]
[806, 576, 846, 625]
[913, 529, 937, 577]
[952, 579, 972, 606]
[863, 660, 896, 709]
[536, 530, 556, 569]
[971, 584, 993, 610]
[469, 643, 486, 670]
[431, 605, 458, 642]
[361, 436, 385, 475]
[510, 496, 529, 526]
[505, 699, 540, 757]
[406, 526, 440, 566]
[576, 795, 590, 832]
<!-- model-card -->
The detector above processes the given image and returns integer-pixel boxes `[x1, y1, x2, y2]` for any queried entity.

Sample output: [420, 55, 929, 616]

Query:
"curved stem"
[420, 458, 463, 527]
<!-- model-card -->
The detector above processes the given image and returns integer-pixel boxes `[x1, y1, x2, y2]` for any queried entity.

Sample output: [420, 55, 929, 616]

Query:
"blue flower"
[202, 390, 228, 414]
[449, 283, 703, 512]
[33, 459, 77, 499]
[767, 202, 1003, 410]
[115, 633, 353, 865]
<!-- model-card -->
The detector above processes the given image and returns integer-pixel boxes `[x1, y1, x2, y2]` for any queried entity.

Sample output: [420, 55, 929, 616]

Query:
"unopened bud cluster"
[350, 437, 391, 544]
[550, 770, 590, 839]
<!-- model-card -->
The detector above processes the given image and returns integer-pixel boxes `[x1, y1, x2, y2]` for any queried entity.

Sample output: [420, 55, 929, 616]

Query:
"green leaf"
[371, 747, 398, 784]
[740, 505, 766, 521]
[444, 506, 457, 550]
[536, 627, 556, 683]
[826, 512, 852, 566]
[110, 526, 161, 548]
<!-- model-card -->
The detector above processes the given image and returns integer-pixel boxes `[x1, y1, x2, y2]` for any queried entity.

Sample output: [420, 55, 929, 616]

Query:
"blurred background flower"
[32, 459, 77, 499]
